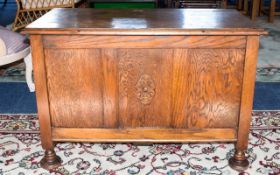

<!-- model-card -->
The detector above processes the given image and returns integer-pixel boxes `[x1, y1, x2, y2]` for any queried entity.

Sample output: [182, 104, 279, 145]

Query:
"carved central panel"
[117, 48, 173, 127]
[136, 74, 155, 105]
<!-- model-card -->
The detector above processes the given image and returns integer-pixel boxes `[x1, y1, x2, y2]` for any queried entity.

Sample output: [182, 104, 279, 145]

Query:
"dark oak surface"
[25, 8, 266, 35]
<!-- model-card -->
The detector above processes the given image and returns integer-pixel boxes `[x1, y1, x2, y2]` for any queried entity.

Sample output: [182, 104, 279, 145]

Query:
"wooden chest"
[25, 8, 266, 171]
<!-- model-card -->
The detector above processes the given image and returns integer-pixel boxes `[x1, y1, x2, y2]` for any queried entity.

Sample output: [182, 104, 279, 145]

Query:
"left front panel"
[44, 49, 118, 128]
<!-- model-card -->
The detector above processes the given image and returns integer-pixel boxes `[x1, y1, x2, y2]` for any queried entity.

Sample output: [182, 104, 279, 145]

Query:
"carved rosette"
[136, 74, 155, 105]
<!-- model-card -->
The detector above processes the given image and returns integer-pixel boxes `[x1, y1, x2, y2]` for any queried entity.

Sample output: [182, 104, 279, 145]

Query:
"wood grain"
[24, 9, 267, 35]
[52, 128, 237, 142]
[30, 35, 54, 150]
[43, 47, 245, 129]
[236, 36, 259, 151]
[172, 49, 245, 129]
[43, 35, 247, 49]
[27, 8, 265, 171]
[101, 49, 119, 128]
[45, 49, 105, 128]
[118, 49, 173, 128]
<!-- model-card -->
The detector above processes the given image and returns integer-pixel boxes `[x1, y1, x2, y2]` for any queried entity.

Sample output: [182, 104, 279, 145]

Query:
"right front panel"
[171, 49, 245, 128]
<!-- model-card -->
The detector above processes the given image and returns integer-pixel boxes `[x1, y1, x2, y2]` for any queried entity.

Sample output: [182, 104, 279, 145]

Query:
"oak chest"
[25, 8, 266, 171]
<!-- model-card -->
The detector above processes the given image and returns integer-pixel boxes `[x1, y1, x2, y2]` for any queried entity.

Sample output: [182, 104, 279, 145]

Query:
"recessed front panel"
[45, 49, 107, 128]
[43, 36, 245, 130]
[171, 49, 245, 128]
[118, 49, 173, 128]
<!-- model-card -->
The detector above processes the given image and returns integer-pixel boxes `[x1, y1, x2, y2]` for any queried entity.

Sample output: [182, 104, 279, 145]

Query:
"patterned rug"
[0, 111, 279, 175]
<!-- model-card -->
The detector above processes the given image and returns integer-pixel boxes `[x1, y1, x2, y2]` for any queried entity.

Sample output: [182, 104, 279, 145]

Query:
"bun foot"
[40, 150, 62, 171]
[228, 157, 249, 172]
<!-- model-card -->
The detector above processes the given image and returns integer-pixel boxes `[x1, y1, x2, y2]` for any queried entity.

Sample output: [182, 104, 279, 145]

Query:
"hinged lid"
[24, 8, 267, 35]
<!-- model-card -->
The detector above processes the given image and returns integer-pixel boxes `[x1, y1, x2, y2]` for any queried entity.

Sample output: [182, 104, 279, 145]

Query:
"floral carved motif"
[136, 74, 155, 105]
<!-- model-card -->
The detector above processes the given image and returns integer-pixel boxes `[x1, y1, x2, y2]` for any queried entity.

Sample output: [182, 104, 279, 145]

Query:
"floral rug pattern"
[0, 111, 279, 175]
